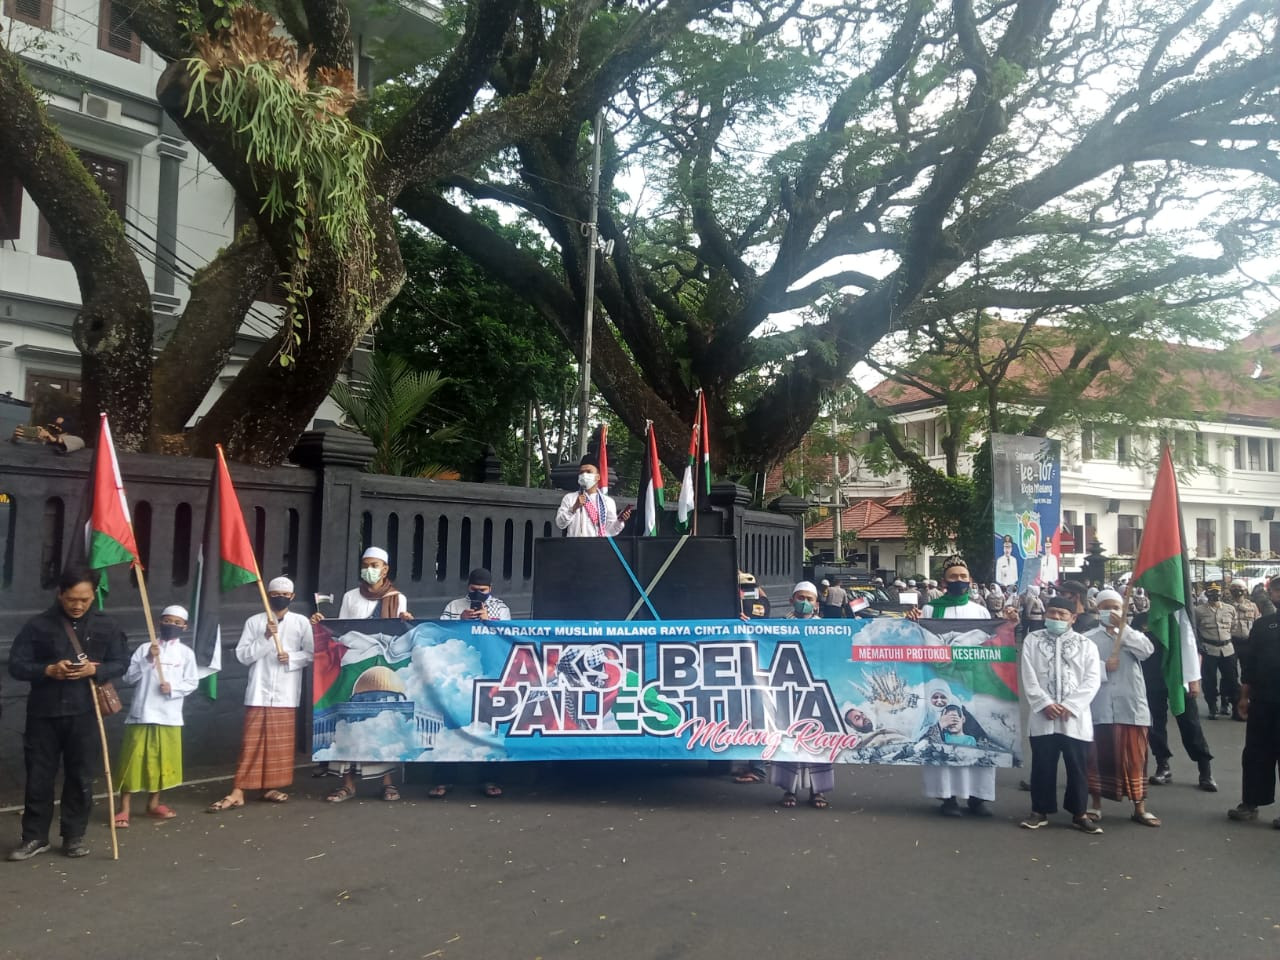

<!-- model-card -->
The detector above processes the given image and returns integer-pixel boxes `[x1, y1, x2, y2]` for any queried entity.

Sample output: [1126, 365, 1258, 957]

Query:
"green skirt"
[116, 724, 183, 793]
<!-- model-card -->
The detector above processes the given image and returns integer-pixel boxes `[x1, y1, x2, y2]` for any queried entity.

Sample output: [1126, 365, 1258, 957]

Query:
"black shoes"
[1198, 761, 1218, 792]
[1149, 763, 1172, 786]
[61, 838, 89, 858]
[7, 839, 51, 862]
[967, 797, 993, 817]
[1228, 804, 1258, 821]
[939, 797, 964, 817]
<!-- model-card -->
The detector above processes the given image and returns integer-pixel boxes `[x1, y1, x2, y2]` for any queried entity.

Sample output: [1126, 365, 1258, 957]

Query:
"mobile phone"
[470, 600, 484, 611]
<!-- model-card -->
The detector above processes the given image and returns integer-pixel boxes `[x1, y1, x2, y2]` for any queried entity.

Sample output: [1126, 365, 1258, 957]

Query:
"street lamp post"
[577, 110, 604, 458]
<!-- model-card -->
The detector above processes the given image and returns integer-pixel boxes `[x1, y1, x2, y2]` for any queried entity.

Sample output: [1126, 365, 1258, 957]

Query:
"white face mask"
[360, 566, 383, 585]
[578, 472, 597, 490]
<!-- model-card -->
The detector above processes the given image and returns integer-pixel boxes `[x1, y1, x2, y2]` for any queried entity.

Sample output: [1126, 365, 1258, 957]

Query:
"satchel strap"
[60, 617, 87, 661]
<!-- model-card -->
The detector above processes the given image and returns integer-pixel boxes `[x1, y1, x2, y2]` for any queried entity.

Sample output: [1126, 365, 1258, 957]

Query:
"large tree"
[2, 0, 1277, 470]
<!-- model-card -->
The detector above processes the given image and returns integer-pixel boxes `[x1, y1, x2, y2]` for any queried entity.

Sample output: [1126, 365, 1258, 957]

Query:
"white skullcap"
[267, 576, 294, 593]
[362, 547, 389, 563]
[1095, 589, 1123, 606]
[161, 605, 188, 621]
[821, 579, 830, 586]
[792, 581, 819, 596]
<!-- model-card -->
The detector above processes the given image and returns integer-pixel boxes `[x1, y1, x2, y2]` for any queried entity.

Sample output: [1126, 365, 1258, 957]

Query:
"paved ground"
[1, 713, 1276, 960]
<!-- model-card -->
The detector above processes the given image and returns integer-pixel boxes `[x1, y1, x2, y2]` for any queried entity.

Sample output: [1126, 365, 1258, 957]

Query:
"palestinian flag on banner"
[635, 421, 664, 536]
[66, 413, 140, 603]
[1130, 446, 1193, 716]
[191, 445, 260, 698]
[676, 393, 702, 531]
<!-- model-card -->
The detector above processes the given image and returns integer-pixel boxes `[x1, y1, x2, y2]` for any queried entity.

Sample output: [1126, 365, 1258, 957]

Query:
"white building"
[0, 0, 439, 430]
[805, 318, 1280, 580]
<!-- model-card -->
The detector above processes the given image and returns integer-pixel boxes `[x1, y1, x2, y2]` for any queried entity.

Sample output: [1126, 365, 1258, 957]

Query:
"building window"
[1117, 434, 1132, 465]
[1196, 518, 1216, 558]
[1085, 512, 1098, 546]
[4, 0, 52, 29]
[1117, 514, 1142, 555]
[25, 370, 83, 402]
[1235, 519, 1260, 556]
[1062, 510, 1083, 556]
[1271, 521, 1280, 557]
[38, 152, 128, 259]
[98, 0, 141, 60]
[0, 173, 21, 240]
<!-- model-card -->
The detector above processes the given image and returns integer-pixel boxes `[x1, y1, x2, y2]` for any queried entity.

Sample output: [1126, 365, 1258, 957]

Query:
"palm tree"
[330, 354, 460, 477]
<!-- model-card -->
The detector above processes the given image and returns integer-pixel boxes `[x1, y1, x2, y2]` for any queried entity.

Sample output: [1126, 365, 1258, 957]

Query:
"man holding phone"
[8, 566, 129, 861]
[441, 568, 511, 622]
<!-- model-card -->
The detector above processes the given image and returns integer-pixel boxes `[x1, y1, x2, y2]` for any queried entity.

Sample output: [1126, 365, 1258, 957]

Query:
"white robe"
[1021, 627, 1102, 741]
[555, 490, 625, 537]
[237, 611, 314, 708]
[121, 638, 199, 726]
[921, 598, 999, 800]
[337, 588, 407, 619]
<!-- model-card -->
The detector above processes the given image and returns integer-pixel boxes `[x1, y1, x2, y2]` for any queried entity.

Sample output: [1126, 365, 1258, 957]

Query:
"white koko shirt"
[236, 611, 314, 708]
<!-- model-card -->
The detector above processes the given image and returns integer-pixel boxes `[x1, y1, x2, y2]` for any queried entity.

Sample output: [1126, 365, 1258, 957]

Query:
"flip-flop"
[1085, 808, 1103, 822]
[810, 794, 830, 810]
[779, 792, 797, 808]
[733, 771, 766, 784]
[382, 784, 401, 802]
[325, 787, 355, 803]
[113, 812, 130, 828]
[482, 783, 503, 798]
[1131, 811, 1161, 827]
[261, 790, 290, 804]
[145, 805, 177, 820]
[427, 785, 449, 799]
[206, 797, 244, 814]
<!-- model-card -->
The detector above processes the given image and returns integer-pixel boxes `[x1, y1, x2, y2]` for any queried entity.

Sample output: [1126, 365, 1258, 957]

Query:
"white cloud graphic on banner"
[402, 638, 485, 725]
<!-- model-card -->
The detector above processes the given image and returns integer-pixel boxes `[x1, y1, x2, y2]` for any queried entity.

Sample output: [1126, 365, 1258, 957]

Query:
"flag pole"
[692, 389, 702, 538]
[89, 682, 119, 860]
[131, 562, 166, 687]
[217, 447, 284, 657]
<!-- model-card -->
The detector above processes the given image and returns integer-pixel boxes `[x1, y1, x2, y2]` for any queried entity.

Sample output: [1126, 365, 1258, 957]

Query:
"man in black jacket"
[7, 566, 129, 861]
[1228, 578, 1280, 828]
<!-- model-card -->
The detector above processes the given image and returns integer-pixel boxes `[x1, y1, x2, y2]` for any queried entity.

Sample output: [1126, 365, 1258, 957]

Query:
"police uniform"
[1194, 587, 1240, 718]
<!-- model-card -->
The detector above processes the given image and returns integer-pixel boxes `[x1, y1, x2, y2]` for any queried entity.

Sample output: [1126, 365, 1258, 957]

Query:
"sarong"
[769, 762, 835, 795]
[234, 706, 296, 790]
[1087, 723, 1148, 802]
[116, 724, 183, 793]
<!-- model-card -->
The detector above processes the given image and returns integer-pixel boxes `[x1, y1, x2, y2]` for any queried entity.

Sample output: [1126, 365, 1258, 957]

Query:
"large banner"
[311, 617, 1020, 767]
[991, 434, 1061, 589]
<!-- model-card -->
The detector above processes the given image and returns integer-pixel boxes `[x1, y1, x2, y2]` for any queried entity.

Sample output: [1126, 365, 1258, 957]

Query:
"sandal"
[113, 811, 130, 829]
[206, 796, 244, 814]
[146, 804, 177, 820]
[810, 793, 830, 810]
[482, 783, 503, 798]
[1085, 808, 1102, 822]
[779, 792, 797, 808]
[325, 786, 355, 803]
[733, 770, 766, 784]
[261, 790, 290, 804]
[427, 785, 449, 799]
[1131, 811, 1161, 827]
[382, 784, 401, 802]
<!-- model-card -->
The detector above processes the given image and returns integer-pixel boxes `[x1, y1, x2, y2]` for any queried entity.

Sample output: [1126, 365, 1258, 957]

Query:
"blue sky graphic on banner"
[311, 618, 1021, 766]
[991, 434, 1062, 589]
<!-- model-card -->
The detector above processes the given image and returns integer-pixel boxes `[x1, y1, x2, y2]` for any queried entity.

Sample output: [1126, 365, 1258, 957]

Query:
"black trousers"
[1029, 733, 1091, 817]
[22, 713, 99, 844]
[1241, 701, 1280, 808]
[1144, 645, 1214, 765]
[1201, 653, 1240, 711]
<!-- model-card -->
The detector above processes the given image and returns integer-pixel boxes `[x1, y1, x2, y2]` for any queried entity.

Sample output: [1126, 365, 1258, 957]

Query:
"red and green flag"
[676, 391, 712, 532]
[598, 423, 610, 495]
[66, 413, 140, 603]
[1130, 447, 1194, 716]
[192, 445, 260, 697]
[698, 390, 711, 505]
[637, 421, 665, 536]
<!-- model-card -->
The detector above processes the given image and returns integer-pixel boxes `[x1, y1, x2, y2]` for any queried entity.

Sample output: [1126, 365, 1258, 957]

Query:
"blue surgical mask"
[945, 581, 970, 597]
[1045, 618, 1069, 635]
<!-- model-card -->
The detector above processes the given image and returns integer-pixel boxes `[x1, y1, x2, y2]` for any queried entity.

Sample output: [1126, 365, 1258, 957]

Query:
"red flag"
[598, 423, 610, 495]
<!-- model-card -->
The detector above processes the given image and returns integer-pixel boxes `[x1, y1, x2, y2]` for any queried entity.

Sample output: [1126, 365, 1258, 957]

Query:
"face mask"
[578, 472, 597, 489]
[1045, 618, 1069, 635]
[268, 595, 291, 612]
[360, 566, 383, 585]
[792, 599, 814, 616]
[159, 624, 183, 641]
[1206, 591, 1220, 603]
[467, 589, 489, 604]
[945, 581, 970, 597]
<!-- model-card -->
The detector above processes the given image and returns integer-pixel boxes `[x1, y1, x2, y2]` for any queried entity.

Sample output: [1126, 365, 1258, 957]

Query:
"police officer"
[1230, 580, 1261, 696]
[1195, 582, 1240, 719]
[1227, 577, 1280, 827]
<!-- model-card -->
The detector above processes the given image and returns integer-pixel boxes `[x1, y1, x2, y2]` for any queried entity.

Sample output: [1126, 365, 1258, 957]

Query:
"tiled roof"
[804, 499, 891, 539]
[854, 514, 909, 540]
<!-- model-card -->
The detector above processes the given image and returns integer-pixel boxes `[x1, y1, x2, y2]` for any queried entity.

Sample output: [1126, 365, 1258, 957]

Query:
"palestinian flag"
[597, 423, 609, 495]
[635, 421, 664, 536]
[1130, 446, 1193, 716]
[191, 445, 260, 697]
[676, 393, 702, 531]
[66, 413, 140, 602]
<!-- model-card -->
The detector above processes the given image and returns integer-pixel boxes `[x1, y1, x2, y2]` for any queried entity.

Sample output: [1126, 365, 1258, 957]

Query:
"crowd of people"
[3, 456, 1277, 861]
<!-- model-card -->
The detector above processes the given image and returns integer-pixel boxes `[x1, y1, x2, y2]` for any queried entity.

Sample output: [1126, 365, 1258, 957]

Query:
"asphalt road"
[1, 715, 1276, 960]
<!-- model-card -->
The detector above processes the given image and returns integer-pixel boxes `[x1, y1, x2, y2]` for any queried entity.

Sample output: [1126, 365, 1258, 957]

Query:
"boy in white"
[1019, 596, 1103, 833]
[208, 577, 314, 812]
[555, 456, 631, 537]
[115, 605, 199, 825]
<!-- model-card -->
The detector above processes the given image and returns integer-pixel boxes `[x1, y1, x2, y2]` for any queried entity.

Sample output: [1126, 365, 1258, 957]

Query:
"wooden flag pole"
[216, 447, 285, 658]
[131, 560, 165, 686]
[89, 682, 119, 860]
[692, 389, 701, 538]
